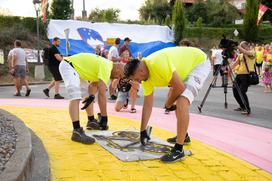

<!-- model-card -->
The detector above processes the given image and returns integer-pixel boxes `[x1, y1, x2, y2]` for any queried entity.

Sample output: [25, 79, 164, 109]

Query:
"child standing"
[263, 66, 272, 92]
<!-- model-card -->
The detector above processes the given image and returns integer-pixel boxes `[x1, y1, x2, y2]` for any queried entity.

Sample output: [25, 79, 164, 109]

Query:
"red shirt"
[119, 45, 132, 57]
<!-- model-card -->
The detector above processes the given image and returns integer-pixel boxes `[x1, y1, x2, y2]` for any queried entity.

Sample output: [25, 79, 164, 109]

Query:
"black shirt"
[48, 45, 61, 66]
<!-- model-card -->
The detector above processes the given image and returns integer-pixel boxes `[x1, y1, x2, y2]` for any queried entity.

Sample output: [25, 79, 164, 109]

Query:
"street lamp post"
[82, 0, 87, 19]
[33, 0, 44, 80]
[33, 0, 41, 64]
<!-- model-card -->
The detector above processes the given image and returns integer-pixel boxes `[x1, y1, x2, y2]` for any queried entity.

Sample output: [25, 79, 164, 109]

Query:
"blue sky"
[0, 0, 145, 20]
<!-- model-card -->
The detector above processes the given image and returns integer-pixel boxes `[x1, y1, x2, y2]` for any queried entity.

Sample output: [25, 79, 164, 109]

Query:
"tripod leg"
[198, 66, 221, 113]
[198, 83, 213, 113]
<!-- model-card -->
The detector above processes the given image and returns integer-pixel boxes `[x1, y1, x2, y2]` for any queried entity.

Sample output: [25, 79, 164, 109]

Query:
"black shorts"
[48, 65, 62, 81]
[213, 64, 224, 76]
[256, 62, 262, 67]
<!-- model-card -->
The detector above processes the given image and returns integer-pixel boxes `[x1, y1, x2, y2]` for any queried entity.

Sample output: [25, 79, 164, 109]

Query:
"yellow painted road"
[2, 106, 272, 181]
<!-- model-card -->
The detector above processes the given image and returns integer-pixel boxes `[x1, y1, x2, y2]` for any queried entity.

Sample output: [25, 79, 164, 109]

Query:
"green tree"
[51, 0, 72, 20]
[206, 0, 241, 26]
[186, 1, 208, 24]
[88, 8, 120, 23]
[103, 8, 120, 23]
[243, 0, 260, 41]
[172, 0, 186, 44]
[139, 0, 171, 25]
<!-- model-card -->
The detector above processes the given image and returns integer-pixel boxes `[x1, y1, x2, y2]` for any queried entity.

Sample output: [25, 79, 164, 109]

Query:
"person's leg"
[54, 80, 60, 94]
[69, 99, 80, 122]
[115, 92, 128, 112]
[48, 80, 55, 89]
[161, 60, 210, 163]
[129, 86, 138, 112]
[59, 61, 94, 144]
[15, 77, 21, 95]
[237, 75, 250, 114]
[233, 76, 245, 110]
[175, 96, 190, 145]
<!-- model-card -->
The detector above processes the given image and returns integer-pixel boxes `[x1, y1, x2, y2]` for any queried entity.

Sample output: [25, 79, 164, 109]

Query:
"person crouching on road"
[59, 53, 124, 144]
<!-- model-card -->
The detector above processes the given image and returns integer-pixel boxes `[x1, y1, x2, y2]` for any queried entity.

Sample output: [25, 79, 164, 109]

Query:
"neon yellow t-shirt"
[236, 53, 256, 74]
[64, 53, 113, 84]
[267, 54, 272, 65]
[142, 47, 207, 96]
[255, 50, 263, 64]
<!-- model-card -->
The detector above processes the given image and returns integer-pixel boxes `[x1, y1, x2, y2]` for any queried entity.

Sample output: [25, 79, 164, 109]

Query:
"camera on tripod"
[219, 35, 238, 65]
[117, 78, 132, 92]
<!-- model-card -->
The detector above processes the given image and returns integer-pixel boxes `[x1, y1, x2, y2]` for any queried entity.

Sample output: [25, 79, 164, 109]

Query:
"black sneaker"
[25, 89, 31, 97]
[43, 88, 50, 97]
[108, 94, 117, 100]
[86, 118, 100, 130]
[167, 135, 191, 145]
[54, 94, 64, 99]
[71, 127, 95, 144]
[160, 148, 185, 163]
[234, 107, 244, 111]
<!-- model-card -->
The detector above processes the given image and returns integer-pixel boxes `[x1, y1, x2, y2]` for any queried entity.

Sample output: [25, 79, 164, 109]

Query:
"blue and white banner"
[47, 20, 175, 57]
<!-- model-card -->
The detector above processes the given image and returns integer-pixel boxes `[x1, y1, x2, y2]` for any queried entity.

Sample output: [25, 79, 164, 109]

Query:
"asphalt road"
[0, 74, 271, 129]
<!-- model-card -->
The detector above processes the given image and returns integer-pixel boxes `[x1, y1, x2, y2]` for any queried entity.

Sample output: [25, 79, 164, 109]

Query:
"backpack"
[42, 47, 50, 65]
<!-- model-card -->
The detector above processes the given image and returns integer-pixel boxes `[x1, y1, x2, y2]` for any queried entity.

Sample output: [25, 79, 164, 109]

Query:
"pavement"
[0, 74, 271, 180]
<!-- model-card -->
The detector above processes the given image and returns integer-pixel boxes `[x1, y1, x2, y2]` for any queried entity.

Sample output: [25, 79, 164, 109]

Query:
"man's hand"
[140, 126, 152, 146]
[9, 68, 15, 76]
[164, 104, 177, 112]
[81, 95, 95, 110]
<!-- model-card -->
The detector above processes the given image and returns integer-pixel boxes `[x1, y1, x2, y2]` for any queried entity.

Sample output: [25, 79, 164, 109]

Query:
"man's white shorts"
[181, 60, 211, 104]
[59, 61, 89, 100]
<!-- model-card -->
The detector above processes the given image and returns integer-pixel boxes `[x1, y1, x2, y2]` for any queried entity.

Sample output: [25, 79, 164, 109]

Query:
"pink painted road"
[0, 98, 272, 173]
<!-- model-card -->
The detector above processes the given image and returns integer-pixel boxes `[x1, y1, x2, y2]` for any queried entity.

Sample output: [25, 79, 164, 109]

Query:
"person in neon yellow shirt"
[59, 53, 124, 144]
[124, 47, 210, 163]
[255, 46, 264, 75]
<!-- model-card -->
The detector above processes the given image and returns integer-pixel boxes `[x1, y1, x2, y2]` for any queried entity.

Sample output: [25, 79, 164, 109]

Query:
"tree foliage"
[88, 8, 120, 23]
[186, 0, 241, 26]
[139, 0, 171, 25]
[172, 0, 186, 44]
[51, 0, 72, 20]
[243, 0, 259, 41]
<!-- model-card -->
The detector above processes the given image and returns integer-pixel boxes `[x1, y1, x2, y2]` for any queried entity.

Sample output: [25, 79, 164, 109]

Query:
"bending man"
[59, 53, 124, 144]
[124, 47, 210, 163]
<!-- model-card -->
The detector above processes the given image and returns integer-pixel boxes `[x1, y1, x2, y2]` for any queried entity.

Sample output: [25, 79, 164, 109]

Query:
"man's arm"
[97, 79, 107, 116]
[54, 54, 63, 62]
[165, 71, 186, 108]
[238, 42, 254, 56]
[141, 93, 153, 131]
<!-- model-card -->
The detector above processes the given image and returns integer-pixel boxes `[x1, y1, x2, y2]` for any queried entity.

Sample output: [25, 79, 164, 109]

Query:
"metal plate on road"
[87, 130, 192, 162]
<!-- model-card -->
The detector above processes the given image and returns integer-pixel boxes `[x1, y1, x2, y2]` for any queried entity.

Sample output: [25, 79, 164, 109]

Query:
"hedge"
[0, 16, 47, 36]
[184, 26, 272, 43]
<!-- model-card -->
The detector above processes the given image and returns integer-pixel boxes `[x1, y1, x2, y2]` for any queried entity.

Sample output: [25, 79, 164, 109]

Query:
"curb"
[0, 109, 51, 181]
[0, 82, 50, 87]
[29, 129, 50, 181]
[0, 109, 32, 181]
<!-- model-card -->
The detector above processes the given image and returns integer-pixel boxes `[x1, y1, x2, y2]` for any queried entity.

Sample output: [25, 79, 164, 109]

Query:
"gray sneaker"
[86, 118, 100, 130]
[71, 127, 95, 144]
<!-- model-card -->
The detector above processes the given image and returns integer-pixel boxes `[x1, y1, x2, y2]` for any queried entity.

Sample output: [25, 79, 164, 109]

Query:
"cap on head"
[124, 37, 132, 42]
[115, 38, 121, 45]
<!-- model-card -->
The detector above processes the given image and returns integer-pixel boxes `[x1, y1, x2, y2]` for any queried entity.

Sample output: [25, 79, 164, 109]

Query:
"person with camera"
[59, 53, 124, 144]
[230, 41, 256, 115]
[115, 78, 138, 113]
[124, 47, 210, 163]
